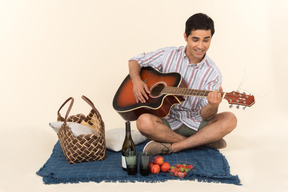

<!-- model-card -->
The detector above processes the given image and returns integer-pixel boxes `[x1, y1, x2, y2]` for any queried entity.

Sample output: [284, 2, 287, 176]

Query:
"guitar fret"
[163, 87, 207, 97]
[181, 88, 186, 95]
[195, 90, 201, 96]
[162, 87, 225, 98]
[177, 88, 181, 95]
[200, 90, 206, 96]
[191, 89, 196, 96]
[183, 88, 189, 96]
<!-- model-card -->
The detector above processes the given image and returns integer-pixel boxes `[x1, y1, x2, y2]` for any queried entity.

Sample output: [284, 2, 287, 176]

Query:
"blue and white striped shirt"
[130, 46, 222, 131]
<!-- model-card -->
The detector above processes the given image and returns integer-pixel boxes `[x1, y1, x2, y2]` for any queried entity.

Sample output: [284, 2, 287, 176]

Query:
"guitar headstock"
[224, 91, 255, 109]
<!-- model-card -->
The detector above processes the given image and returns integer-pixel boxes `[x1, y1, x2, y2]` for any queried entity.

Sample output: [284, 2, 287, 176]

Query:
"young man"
[128, 13, 237, 156]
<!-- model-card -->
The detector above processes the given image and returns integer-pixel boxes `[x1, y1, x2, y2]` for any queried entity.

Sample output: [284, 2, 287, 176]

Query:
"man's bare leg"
[171, 112, 237, 152]
[137, 112, 237, 153]
[136, 113, 186, 143]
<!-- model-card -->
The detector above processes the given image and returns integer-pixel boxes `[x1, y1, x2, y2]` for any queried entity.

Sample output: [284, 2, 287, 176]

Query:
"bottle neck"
[125, 121, 131, 137]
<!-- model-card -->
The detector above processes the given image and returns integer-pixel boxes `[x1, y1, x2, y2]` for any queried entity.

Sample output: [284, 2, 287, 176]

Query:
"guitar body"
[113, 67, 186, 121]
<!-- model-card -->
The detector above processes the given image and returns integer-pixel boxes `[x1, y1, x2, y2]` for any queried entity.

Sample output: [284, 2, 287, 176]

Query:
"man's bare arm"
[128, 60, 150, 103]
[200, 90, 222, 120]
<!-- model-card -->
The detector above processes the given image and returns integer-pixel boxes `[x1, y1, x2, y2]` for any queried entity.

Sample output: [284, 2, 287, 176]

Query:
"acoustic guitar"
[113, 67, 255, 121]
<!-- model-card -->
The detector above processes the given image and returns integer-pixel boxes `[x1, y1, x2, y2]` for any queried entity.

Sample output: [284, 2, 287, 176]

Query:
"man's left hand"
[207, 89, 222, 108]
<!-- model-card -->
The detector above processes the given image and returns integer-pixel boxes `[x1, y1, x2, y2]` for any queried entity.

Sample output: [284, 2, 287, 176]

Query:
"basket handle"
[81, 95, 104, 131]
[57, 97, 74, 122]
[81, 95, 98, 112]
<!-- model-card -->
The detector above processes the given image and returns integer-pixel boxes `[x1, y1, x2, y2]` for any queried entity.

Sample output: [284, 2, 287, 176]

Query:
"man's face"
[184, 29, 212, 64]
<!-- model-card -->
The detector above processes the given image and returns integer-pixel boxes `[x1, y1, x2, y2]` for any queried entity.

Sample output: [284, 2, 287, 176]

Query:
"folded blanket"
[36, 141, 241, 185]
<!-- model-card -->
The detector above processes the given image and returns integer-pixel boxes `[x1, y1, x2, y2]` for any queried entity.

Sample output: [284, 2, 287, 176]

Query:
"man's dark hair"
[185, 13, 215, 37]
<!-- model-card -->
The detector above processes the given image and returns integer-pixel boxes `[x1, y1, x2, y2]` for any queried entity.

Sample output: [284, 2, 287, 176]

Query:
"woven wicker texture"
[57, 96, 105, 164]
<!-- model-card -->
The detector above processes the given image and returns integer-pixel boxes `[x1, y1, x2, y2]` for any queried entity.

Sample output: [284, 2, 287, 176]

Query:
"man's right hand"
[128, 60, 151, 103]
[132, 78, 150, 103]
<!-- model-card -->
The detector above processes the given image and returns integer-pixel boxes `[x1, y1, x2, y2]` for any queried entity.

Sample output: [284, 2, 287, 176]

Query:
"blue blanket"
[36, 141, 241, 185]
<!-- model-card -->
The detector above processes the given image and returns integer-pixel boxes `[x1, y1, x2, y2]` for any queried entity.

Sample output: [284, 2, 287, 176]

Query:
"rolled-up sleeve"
[129, 48, 166, 70]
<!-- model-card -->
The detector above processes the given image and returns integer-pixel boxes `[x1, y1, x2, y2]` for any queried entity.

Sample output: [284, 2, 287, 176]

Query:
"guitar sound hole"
[151, 84, 165, 97]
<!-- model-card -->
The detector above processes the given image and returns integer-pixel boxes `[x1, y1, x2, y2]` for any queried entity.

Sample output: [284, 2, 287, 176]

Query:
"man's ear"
[184, 33, 188, 42]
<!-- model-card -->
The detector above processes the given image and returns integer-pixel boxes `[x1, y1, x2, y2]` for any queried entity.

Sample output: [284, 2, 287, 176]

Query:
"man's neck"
[187, 53, 205, 65]
[184, 47, 205, 65]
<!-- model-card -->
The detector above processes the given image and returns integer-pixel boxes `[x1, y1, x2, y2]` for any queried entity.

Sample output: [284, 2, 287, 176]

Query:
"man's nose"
[197, 41, 204, 49]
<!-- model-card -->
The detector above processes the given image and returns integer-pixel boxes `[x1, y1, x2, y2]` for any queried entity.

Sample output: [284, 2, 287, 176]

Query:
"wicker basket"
[57, 96, 105, 164]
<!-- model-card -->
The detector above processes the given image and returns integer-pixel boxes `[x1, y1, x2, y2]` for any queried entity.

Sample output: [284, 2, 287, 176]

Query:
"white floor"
[1, 94, 288, 192]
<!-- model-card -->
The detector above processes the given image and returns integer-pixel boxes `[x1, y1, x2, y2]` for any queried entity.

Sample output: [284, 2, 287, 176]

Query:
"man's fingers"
[144, 84, 150, 93]
[143, 84, 150, 99]
[219, 86, 223, 92]
[207, 90, 222, 106]
[135, 90, 149, 103]
[140, 89, 149, 101]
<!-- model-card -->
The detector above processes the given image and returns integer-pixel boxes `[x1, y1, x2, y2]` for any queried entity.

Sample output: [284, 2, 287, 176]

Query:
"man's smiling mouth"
[195, 49, 204, 53]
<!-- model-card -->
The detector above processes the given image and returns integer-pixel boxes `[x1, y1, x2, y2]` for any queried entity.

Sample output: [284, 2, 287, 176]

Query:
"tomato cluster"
[169, 163, 193, 178]
[150, 156, 171, 174]
[149, 156, 194, 178]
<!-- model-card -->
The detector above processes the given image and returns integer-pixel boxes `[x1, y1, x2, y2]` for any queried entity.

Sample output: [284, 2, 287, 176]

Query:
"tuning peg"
[236, 105, 240, 109]
[243, 106, 247, 110]
[229, 104, 233, 108]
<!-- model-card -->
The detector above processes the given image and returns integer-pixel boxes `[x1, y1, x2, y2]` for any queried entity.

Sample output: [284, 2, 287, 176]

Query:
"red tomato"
[150, 163, 160, 174]
[153, 156, 164, 166]
[160, 162, 171, 172]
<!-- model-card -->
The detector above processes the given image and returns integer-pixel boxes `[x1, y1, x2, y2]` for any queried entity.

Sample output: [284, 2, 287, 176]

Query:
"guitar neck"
[162, 87, 225, 97]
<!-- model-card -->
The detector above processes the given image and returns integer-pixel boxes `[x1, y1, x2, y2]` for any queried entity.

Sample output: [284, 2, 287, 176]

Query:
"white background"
[0, 0, 287, 191]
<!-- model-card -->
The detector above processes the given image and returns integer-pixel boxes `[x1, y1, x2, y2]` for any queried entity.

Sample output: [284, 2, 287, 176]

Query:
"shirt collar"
[182, 46, 207, 68]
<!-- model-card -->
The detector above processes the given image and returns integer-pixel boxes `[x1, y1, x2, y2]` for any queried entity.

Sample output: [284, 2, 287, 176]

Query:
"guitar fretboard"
[162, 87, 225, 97]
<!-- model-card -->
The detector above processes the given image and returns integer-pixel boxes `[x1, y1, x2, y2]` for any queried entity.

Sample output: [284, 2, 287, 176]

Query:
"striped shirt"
[130, 46, 222, 131]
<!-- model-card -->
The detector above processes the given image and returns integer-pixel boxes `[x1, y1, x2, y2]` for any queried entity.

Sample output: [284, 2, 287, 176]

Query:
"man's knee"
[222, 112, 237, 133]
[136, 114, 155, 135]
[212, 112, 237, 134]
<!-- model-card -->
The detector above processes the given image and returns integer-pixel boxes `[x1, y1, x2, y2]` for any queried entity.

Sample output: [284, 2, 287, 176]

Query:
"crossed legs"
[137, 112, 237, 153]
